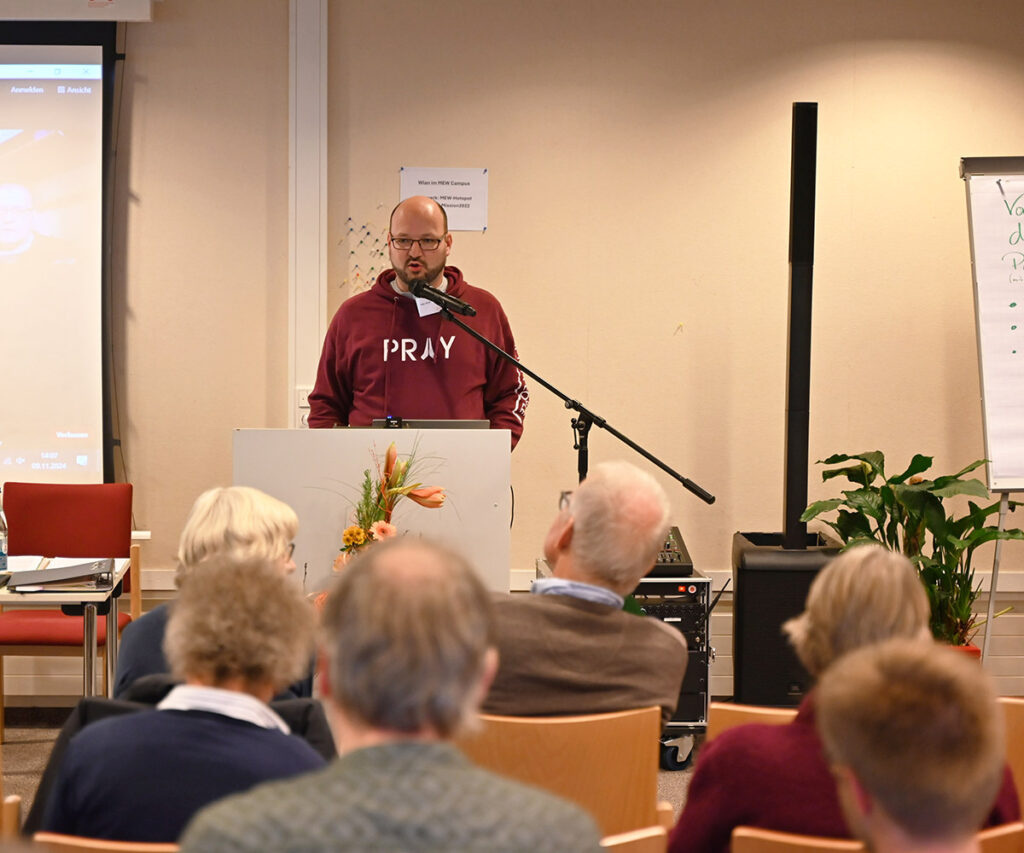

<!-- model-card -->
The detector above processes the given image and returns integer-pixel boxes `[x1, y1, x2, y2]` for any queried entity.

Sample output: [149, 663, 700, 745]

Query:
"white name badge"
[414, 296, 443, 317]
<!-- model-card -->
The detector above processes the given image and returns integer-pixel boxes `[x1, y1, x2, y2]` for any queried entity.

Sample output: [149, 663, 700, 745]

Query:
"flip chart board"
[962, 157, 1024, 491]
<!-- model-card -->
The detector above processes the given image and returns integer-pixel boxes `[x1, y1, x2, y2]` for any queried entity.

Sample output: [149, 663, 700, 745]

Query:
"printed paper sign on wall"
[399, 166, 488, 232]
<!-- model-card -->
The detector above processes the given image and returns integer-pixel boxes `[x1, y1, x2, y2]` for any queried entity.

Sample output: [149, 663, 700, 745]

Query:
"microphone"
[409, 279, 477, 317]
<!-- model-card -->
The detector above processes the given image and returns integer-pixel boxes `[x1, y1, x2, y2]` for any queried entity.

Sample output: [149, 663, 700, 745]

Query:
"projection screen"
[0, 42, 105, 484]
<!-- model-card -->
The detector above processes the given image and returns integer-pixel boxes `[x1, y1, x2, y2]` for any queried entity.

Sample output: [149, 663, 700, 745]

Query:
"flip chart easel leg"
[982, 492, 1011, 662]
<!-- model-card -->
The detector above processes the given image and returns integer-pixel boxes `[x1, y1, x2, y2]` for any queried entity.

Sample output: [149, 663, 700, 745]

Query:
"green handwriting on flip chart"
[1004, 193, 1024, 217]
[999, 185, 1024, 351]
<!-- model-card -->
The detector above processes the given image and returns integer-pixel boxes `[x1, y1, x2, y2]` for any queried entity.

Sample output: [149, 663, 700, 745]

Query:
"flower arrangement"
[333, 442, 445, 570]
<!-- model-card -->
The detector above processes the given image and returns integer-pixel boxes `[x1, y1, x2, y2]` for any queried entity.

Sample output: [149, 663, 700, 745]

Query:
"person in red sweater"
[309, 196, 528, 449]
[668, 545, 1019, 853]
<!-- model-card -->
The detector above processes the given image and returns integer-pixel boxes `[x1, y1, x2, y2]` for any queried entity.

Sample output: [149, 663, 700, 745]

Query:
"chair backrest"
[979, 821, 1024, 853]
[456, 706, 661, 836]
[1, 794, 20, 839]
[731, 827, 864, 851]
[705, 701, 798, 744]
[3, 482, 132, 558]
[600, 825, 668, 852]
[1000, 697, 1024, 813]
[731, 823, 1024, 852]
[33, 832, 178, 852]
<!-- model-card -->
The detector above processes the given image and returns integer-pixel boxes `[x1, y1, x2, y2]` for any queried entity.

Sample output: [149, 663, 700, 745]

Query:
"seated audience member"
[668, 544, 1019, 853]
[113, 485, 308, 699]
[484, 461, 687, 724]
[816, 638, 1006, 853]
[42, 557, 325, 842]
[180, 539, 602, 853]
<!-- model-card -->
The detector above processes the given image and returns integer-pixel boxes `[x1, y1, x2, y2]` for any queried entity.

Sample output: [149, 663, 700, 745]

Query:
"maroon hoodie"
[309, 267, 528, 448]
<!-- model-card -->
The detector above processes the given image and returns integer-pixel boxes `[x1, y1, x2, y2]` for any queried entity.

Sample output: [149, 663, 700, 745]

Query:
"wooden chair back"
[34, 832, 179, 852]
[731, 822, 1024, 852]
[600, 825, 668, 852]
[705, 701, 798, 744]
[979, 821, 1024, 853]
[1000, 697, 1024, 812]
[1, 794, 21, 839]
[457, 706, 662, 836]
[731, 827, 863, 851]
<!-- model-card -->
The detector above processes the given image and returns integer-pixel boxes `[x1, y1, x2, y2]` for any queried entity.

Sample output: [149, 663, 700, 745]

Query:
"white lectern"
[233, 428, 511, 592]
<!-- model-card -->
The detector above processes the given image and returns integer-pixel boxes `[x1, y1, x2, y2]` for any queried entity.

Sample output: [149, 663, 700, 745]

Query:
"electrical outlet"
[295, 386, 313, 429]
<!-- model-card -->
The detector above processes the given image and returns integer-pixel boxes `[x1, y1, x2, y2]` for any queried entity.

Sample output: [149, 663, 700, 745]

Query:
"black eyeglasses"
[286, 543, 296, 560]
[559, 490, 574, 511]
[389, 235, 445, 251]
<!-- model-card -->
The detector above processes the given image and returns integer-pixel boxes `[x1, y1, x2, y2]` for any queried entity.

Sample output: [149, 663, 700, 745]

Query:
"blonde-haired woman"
[668, 544, 1019, 853]
[113, 486, 301, 698]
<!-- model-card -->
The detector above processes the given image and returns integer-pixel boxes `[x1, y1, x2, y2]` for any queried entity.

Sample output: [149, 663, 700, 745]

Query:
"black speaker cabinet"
[732, 532, 838, 706]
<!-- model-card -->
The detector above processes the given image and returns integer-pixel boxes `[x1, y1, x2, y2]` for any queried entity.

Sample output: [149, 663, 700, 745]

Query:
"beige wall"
[117, 0, 1024, 577]
[114, 0, 289, 567]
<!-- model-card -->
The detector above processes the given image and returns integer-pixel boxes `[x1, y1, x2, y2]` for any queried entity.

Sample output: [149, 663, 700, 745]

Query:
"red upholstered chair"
[0, 482, 140, 743]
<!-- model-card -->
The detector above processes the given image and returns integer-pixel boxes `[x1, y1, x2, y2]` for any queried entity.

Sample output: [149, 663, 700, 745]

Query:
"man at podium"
[309, 196, 528, 448]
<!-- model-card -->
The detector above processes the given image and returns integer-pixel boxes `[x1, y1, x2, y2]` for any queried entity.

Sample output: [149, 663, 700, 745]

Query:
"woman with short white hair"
[112, 485, 301, 698]
[44, 556, 324, 842]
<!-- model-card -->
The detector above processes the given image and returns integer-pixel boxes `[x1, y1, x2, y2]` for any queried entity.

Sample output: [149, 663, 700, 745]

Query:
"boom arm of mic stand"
[437, 308, 716, 505]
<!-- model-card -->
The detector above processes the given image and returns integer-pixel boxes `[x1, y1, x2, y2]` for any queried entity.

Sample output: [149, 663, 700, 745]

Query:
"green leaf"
[835, 510, 875, 542]
[818, 452, 885, 484]
[945, 459, 988, 480]
[948, 500, 1001, 538]
[931, 477, 990, 500]
[859, 451, 885, 481]
[821, 465, 869, 487]
[890, 484, 932, 524]
[890, 454, 934, 485]
[801, 499, 844, 522]
[819, 453, 858, 464]
[843, 488, 885, 522]
[966, 526, 1024, 549]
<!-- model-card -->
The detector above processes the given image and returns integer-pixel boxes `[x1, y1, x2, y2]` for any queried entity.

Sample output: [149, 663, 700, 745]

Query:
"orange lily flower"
[407, 486, 446, 509]
[383, 443, 398, 485]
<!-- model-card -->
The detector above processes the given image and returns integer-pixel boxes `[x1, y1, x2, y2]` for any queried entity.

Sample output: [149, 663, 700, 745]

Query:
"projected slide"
[0, 44, 103, 483]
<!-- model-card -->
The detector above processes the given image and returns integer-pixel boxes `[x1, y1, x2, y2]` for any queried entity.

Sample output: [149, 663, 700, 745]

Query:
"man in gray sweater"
[484, 461, 689, 724]
[180, 539, 600, 853]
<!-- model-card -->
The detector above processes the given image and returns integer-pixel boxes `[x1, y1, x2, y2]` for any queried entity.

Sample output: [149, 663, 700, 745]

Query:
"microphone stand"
[435, 306, 715, 504]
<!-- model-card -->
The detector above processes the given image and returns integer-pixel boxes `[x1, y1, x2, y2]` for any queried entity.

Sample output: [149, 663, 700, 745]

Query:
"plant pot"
[952, 643, 983, 660]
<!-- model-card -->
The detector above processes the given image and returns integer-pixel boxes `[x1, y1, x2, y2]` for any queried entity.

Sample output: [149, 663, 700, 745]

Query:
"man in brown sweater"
[484, 461, 688, 724]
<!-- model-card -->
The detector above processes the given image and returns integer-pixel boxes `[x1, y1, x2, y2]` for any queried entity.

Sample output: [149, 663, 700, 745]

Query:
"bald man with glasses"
[309, 196, 529, 448]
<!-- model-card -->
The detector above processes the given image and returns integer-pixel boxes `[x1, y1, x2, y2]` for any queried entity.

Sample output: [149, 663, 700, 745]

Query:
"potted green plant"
[801, 451, 1024, 647]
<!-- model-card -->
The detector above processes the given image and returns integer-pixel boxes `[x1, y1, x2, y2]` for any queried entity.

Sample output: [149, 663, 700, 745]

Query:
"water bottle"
[0, 510, 7, 571]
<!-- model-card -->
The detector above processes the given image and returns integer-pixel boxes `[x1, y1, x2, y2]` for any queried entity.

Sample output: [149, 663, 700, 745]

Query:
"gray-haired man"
[484, 461, 688, 724]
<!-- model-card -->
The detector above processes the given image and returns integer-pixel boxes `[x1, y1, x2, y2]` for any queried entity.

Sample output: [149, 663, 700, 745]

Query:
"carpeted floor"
[3, 726, 60, 819]
[1, 712, 696, 832]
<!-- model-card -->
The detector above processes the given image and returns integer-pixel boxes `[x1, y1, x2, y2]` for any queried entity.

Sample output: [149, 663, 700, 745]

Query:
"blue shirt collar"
[531, 577, 624, 609]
